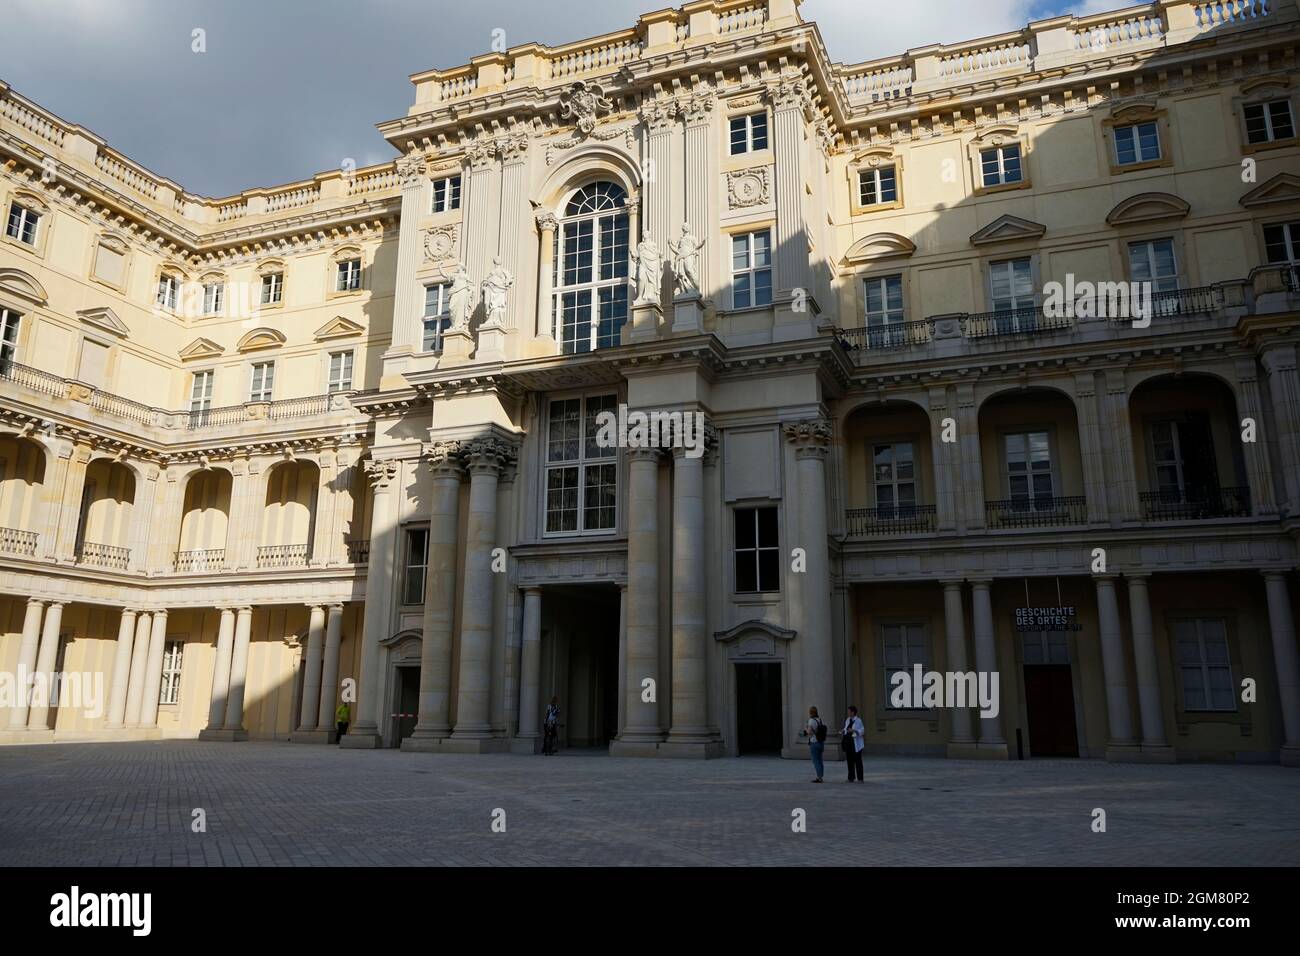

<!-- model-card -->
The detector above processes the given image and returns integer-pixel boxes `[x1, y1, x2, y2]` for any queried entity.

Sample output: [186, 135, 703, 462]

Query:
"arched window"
[556, 182, 629, 354]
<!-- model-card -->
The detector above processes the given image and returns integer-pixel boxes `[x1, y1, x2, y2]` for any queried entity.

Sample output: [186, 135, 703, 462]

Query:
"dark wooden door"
[1023, 664, 1079, 757]
[396, 667, 419, 745]
[736, 663, 783, 755]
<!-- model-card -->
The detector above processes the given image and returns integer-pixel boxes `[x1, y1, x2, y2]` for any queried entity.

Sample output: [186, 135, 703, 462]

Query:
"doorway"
[735, 662, 783, 755]
[393, 665, 419, 747]
[540, 584, 620, 750]
[1023, 665, 1079, 757]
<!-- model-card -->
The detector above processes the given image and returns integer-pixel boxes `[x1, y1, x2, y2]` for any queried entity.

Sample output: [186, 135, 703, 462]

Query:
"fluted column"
[942, 582, 975, 747]
[1261, 345, 1300, 515]
[39, 440, 74, 560]
[408, 443, 463, 746]
[785, 420, 834, 725]
[125, 465, 159, 573]
[387, 152, 430, 357]
[27, 601, 65, 730]
[1102, 369, 1141, 522]
[297, 604, 326, 732]
[53, 444, 91, 560]
[1234, 357, 1277, 516]
[1095, 574, 1137, 757]
[317, 604, 345, 733]
[7, 598, 45, 729]
[330, 452, 356, 566]
[1263, 571, 1300, 766]
[955, 384, 984, 531]
[969, 580, 1006, 753]
[1073, 372, 1110, 525]
[768, 76, 812, 339]
[123, 611, 153, 727]
[203, 607, 236, 733]
[681, 87, 715, 301]
[462, 140, 500, 290]
[222, 606, 253, 734]
[1125, 574, 1171, 758]
[148, 468, 184, 572]
[640, 96, 676, 249]
[516, 587, 543, 749]
[927, 387, 958, 532]
[138, 609, 168, 728]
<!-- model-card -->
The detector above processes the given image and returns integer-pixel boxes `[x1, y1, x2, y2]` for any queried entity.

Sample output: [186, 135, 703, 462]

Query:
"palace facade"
[2, 0, 1299, 764]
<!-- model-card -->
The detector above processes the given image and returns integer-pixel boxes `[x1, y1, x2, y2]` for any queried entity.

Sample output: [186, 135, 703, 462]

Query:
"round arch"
[534, 144, 642, 212]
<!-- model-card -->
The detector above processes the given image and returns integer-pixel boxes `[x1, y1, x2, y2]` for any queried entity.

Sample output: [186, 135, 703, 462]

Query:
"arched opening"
[344, 463, 373, 564]
[841, 400, 935, 534]
[258, 459, 320, 568]
[555, 181, 630, 354]
[175, 468, 233, 570]
[1128, 373, 1249, 519]
[978, 387, 1087, 528]
[0, 434, 48, 556]
[76, 459, 136, 569]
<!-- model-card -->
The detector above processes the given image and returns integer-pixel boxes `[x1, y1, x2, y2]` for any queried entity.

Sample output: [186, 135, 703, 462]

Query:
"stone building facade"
[1, 0, 1299, 764]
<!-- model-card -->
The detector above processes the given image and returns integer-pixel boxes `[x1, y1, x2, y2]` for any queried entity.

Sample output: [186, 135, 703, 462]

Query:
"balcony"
[174, 548, 226, 572]
[846, 504, 937, 536]
[985, 496, 1087, 529]
[835, 320, 932, 352]
[1140, 487, 1251, 521]
[257, 544, 309, 569]
[75, 541, 131, 570]
[346, 539, 370, 564]
[962, 306, 1071, 340]
[0, 527, 39, 557]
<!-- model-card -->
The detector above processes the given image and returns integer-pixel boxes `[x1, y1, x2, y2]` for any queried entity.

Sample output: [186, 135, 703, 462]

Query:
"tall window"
[1113, 121, 1161, 165]
[156, 274, 179, 311]
[327, 351, 354, 393]
[544, 394, 617, 534]
[431, 175, 461, 213]
[731, 230, 772, 308]
[260, 272, 283, 305]
[189, 369, 214, 424]
[1264, 221, 1300, 285]
[734, 506, 779, 593]
[863, 275, 905, 345]
[422, 282, 451, 352]
[980, 144, 1023, 187]
[336, 258, 361, 292]
[989, 258, 1035, 319]
[249, 361, 275, 402]
[1005, 431, 1053, 509]
[858, 166, 897, 206]
[1243, 100, 1295, 144]
[1173, 618, 1234, 711]
[883, 623, 928, 709]
[1128, 239, 1179, 293]
[159, 641, 184, 705]
[0, 308, 20, 367]
[1150, 416, 1217, 499]
[402, 527, 429, 605]
[5, 202, 40, 245]
[555, 182, 629, 355]
[202, 281, 224, 316]
[729, 112, 768, 155]
[873, 442, 916, 516]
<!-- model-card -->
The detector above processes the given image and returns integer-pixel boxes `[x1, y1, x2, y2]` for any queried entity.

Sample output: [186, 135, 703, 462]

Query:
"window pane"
[736, 552, 758, 592]
[757, 548, 779, 592]
[756, 506, 778, 547]
[735, 508, 756, 549]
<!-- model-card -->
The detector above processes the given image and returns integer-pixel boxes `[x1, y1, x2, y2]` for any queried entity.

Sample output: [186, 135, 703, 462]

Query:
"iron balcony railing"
[846, 504, 937, 536]
[985, 496, 1088, 529]
[346, 539, 370, 564]
[186, 405, 247, 429]
[1105, 285, 1220, 323]
[256, 544, 310, 568]
[836, 320, 932, 352]
[962, 306, 1072, 340]
[75, 541, 131, 570]
[174, 548, 226, 572]
[0, 359, 66, 398]
[268, 394, 332, 420]
[0, 527, 39, 557]
[1140, 486, 1251, 521]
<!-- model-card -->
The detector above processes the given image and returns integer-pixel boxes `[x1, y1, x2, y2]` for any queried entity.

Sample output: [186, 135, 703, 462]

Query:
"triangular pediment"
[236, 327, 287, 353]
[179, 337, 224, 361]
[843, 232, 916, 264]
[1240, 173, 1300, 209]
[970, 214, 1046, 246]
[1106, 191, 1191, 226]
[76, 306, 129, 338]
[314, 316, 366, 341]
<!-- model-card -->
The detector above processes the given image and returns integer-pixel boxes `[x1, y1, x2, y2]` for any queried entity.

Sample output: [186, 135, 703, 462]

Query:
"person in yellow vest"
[335, 702, 350, 744]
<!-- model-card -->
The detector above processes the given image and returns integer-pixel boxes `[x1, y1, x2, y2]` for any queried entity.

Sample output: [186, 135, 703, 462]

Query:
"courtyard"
[0, 742, 1297, 866]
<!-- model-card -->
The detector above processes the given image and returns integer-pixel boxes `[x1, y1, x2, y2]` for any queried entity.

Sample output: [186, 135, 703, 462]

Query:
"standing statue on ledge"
[631, 238, 662, 306]
[669, 223, 705, 296]
[481, 257, 514, 325]
[447, 264, 474, 331]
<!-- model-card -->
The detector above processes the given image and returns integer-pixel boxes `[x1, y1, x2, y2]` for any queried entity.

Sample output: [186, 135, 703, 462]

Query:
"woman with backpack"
[805, 706, 826, 783]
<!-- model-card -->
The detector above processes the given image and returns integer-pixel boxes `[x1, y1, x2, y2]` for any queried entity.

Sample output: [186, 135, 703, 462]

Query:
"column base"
[1104, 742, 1143, 762]
[288, 729, 335, 745]
[433, 736, 509, 754]
[658, 738, 726, 759]
[964, 741, 1009, 760]
[510, 735, 540, 755]
[83, 727, 162, 742]
[340, 732, 382, 749]
[399, 734, 453, 753]
[0, 729, 54, 745]
[1139, 743, 1177, 763]
[607, 737, 664, 758]
[945, 740, 982, 759]
[1280, 744, 1300, 768]
[198, 728, 248, 742]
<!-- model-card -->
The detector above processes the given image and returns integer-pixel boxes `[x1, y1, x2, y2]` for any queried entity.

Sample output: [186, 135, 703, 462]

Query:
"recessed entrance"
[393, 665, 419, 747]
[735, 662, 783, 755]
[540, 584, 620, 750]
[1022, 630, 1079, 758]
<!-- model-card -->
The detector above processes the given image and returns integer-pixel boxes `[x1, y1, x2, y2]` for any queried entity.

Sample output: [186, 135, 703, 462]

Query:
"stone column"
[1102, 369, 1141, 522]
[317, 604, 345, 734]
[534, 211, 558, 343]
[969, 580, 1006, 754]
[768, 76, 813, 340]
[515, 587, 543, 752]
[449, 438, 507, 747]
[680, 87, 715, 302]
[496, 131, 528, 330]
[1234, 357, 1277, 516]
[53, 444, 91, 560]
[123, 611, 153, 727]
[1095, 575, 1137, 758]
[942, 582, 975, 750]
[138, 609, 168, 728]
[7, 598, 45, 729]
[203, 607, 236, 734]
[385, 152, 430, 359]
[617, 582, 628, 736]
[39, 440, 74, 560]
[126, 465, 159, 573]
[222, 606, 253, 736]
[785, 420, 835, 725]
[1073, 372, 1110, 525]
[1261, 345, 1300, 515]
[612, 444, 665, 754]
[640, 96, 677, 249]
[310, 452, 337, 566]
[463, 140, 500, 289]
[955, 384, 985, 530]
[329, 452, 356, 566]
[343, 459, 399, 748]
[148, 468, 184, 572]
[27, 601, 65, 730]
[407, 443, 463, 749]
[104, 607, 137, 729]
[927, 387, 958, 532]
[297, 604, 326, 733]
[1263, 571, 1300, 766]
[1125, 574, 1171, 759]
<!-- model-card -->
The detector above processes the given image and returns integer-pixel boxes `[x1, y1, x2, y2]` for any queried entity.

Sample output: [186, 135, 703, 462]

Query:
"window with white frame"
[873, 442, 916, 516]
[422, 282, 451, 352]
[1128, 238, 1180, 293]
[730, 230, 772, 309]
[734, 506, 779, 593]
[0, 308, 20, 366]
[1021, 629, 1070, 665]
[544, 394, 618, 535]
[189, 369, 214, 422]
[402, 526, 429, 605]
[555, 182, 629, 355]
[431, 175, 461, 213]
[156, 274, 180, 311]
[202, 281, 224, 316]
[729, 112, 768, 155]
[980, 144, 1023, 187]
[159, 641, 184, 705]
[1264, 222, 1300, 283]
[858, 165, 897, 206]
[1243, 99, 1295, 144]
[5, 202, 40, 245]
[260, 272, 283, 305]
[249, 361, 275, 402]
[335, 258, 361, 292]
[882, 623, 928, 709]
[1005, 431, 1053, 509]
[1150, 416, 1217, 499]
[1173, 618, 1235, 711]
[989, 258, 1035, 312]
[1113, 121, 1162, 165]
[863, 275, 905, 344]
[327, 350, 354, 393]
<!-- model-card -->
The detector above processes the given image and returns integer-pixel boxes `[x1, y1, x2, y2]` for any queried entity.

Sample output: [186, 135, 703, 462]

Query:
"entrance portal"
[539, 584, 620, 750]
[393, 665, 419, 747]
[735, 662, 783, 755]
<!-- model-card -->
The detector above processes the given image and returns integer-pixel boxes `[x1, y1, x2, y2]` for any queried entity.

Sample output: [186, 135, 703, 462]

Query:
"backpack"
[813, 718, 827, 743]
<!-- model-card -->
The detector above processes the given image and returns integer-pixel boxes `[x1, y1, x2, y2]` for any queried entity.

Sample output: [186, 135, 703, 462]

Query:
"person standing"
[841, 705, 865, 782]
[805, 706, 826, 783]
[335, 701, 350, 745]
[542, 696, 560, 755]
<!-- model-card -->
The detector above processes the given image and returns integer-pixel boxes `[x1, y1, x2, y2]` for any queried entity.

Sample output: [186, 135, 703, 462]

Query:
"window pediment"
[1106, 191, 1191, 225]
[713, 619, 797, 643]
[10, 190, 49, 214]
[969, 214, 1045, 246]
[256, 258, 286, 276]
[1239, 173, 1300, 209]
[1240, 75, 1291, 98]
[314, 316, 365, 341]
[76, 306, 129, 338]
[1109, 98, 1160, 120]
[179, 337, 223, 361]
[236, 327, 286, 353]
[843, 232, 916, 264]
[0, 267, 48, 306]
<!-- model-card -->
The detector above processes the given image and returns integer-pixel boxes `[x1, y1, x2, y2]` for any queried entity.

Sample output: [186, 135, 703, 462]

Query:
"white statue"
[669, 223, 705, 296]
[631, 238, 662, 306]
[481, 257, 514, 325]
[447, 264, 474, 331]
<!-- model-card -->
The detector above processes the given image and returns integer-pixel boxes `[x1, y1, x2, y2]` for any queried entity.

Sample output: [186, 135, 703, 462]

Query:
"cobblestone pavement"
[0, 741, 1297, 866]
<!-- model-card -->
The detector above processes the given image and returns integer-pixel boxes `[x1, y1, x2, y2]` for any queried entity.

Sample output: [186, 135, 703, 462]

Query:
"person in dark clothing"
[542, 696, 560, 755]
[841, 705, 865, 782]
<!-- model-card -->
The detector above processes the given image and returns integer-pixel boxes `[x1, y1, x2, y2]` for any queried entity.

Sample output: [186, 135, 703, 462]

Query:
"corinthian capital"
[680, 90, 716, 126]
[783, 418, 832, 459]
[535, 209, 559, 233]
[766, 76, 811, 116]
[422, 440, 465, 479]
[463, 436, 518, 475]
[639, 96, 678, 133]
[363, 458, 400, 491]
[396, 152, 427, 186]
[496, 132, 529, 163]
[466, 138, 497, 170]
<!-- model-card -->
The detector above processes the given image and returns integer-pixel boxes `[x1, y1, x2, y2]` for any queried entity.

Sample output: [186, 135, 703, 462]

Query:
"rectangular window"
[156, 274, 179, 311]
[1150, 416, 1217, 498]
[189, 369, 214, 418]
[1264, 221, 1300, 266]
[327, 350, 354, 393]
[1021, 630, 1069, 666]
[402, 527, 429, 605]
[1128, 238, 1180, 293]
[260, 272, 283, 305]
[980, 144, 1023, 187]
[729, 112, 768, 155]
[5, 202, 40, 245]
[858, 166, 897, 206]
[1244, 100, 1295, 144]
[1113, 121, 1162, 165]
[989, 258, 1034, 312]
[863, 275, 905, 344]
[202, 282, 224, 316]
[0, 308, 20, 367]
[1173, 618, 1235, 711]
[249, 361, 275, 402]
[336, 258, 361, 292]
[422, 283, 451, 352]
[159, 641, 184, 705]
[734, 506, 779, 593]
[544, 394, 617, 535]
[731, 230, 772, 309]
[431, 175, 462, 213]
[872, 442, 916, 516]
[1005, 431, 1053, 508]
[882, 623, 928, 709]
